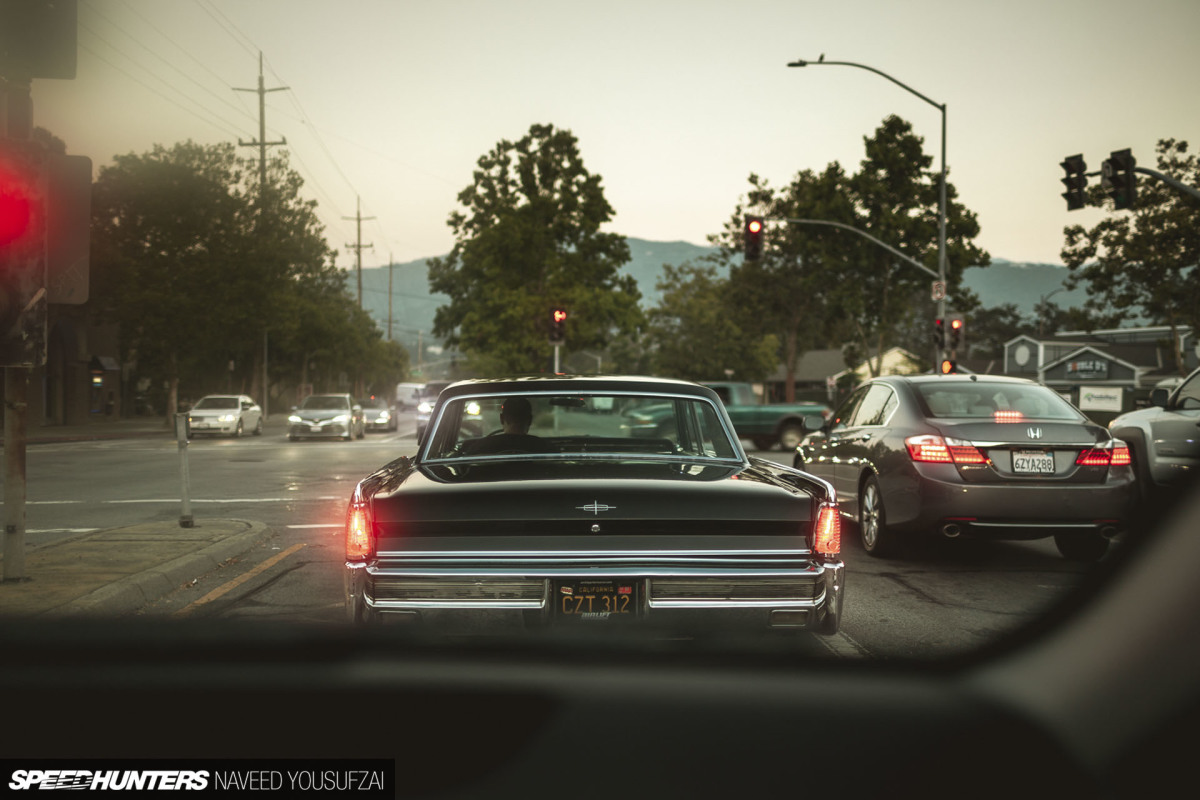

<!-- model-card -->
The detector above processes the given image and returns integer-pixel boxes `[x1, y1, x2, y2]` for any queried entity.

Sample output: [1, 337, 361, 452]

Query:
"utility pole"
[235, 53, 287, 410]
[387, 252, 393, 341]
[235, 52, 287, 203]
[344, 196, 374, 308]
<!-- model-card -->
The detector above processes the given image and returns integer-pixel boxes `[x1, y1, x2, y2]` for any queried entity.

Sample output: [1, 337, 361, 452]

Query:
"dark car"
[344, 375, 844, 635]
[795, 374, 1136, 561]
[357, 395, 398, 432]
[286, 393, 365, 441]
[1108, 365, 1200, 500]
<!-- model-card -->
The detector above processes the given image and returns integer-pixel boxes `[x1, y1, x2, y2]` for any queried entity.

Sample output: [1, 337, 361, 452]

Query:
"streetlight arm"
[788, 59, 944, 112]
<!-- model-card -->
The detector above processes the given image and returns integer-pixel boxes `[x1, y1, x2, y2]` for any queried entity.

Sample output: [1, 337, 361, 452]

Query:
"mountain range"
[354, 238, 1087, 365]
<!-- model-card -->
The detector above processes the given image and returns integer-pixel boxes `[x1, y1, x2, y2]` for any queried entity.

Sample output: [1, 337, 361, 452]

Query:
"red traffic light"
[950, 318, 962, 330]
[553, 309, 567, 323]
[0, 173, 34, 246]
[940, 359, 957, 374]
[747, 219, 762, 234]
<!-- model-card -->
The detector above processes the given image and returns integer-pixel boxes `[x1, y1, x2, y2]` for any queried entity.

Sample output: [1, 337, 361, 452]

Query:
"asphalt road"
[7, 409, 1099, 659]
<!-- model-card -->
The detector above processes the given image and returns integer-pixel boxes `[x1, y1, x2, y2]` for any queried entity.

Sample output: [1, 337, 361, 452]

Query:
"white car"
[1109, 365, 1200, 499]
[187, 394, 263, 437]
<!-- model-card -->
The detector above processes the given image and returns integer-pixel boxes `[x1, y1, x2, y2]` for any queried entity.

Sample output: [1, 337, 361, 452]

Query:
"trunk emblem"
[1027, 427, 1043, 439]
[577, 501, 616, 515]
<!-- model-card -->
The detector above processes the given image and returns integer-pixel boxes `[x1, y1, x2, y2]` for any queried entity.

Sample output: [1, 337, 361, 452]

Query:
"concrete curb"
[57, 520, 272, 617]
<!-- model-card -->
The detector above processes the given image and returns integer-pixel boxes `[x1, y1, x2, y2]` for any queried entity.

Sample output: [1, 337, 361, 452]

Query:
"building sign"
[1078, 386, 1123, 413]
[1066, 359, 1109, 380]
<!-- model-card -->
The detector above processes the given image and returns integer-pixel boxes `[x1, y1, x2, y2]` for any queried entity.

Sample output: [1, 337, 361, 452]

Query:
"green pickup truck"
[703, 381, 832, 452]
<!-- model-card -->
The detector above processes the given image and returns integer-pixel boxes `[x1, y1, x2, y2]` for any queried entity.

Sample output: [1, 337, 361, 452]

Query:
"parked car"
[344, 376, 844, 635]
[185, 394, 262, 437]
[357, 395, 398, 432]
[1108, 365, 1200, 500]
[795, 374, 1136, 561]
[287, 393, 365, 441]
[703, 381, 832, 451]
[414, 380, 451, 441]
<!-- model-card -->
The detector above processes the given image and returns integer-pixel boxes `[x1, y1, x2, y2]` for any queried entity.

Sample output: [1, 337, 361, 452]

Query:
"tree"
[709, 167, 855, 400]
[646, 262, 779, 382]
[428, 124, 642, 374]
[837, 116, 990, 377]
[90, 141, 251, 420]
[1062, 139, 1200, 375]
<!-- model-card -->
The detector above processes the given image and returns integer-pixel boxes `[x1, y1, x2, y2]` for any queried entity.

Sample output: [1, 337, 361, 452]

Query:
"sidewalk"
[2, 416, 280, 618]
[0, 518, 273, 618]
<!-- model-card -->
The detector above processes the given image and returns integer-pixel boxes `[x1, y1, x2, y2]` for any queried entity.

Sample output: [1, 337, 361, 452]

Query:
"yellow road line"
[173, 543, 307, 617]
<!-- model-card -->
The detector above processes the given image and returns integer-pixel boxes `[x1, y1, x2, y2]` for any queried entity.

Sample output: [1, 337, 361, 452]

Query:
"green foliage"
[90, 140, 403, 411]
[428, 124, 642, 375]
[1062, 139, 1200, 374]
[700, 116, 989, 388]
[647, 263, 779, 382]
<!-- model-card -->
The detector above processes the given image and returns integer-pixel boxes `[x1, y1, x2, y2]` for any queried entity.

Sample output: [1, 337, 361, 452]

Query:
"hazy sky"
[31, 0, 1200, 270]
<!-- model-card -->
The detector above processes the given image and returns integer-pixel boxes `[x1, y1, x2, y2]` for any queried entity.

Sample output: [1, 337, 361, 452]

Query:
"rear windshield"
[917, 383, 1083, 421]
[424, 393, 741, 461]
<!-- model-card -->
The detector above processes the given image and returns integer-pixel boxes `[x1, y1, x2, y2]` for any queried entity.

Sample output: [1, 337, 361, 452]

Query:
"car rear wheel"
[859, 475, 900, 558]
[1054, 533, 1109, 562]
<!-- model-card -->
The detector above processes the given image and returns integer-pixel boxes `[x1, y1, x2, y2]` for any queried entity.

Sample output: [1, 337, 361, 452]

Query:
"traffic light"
[933, 318, 946, 350]
[0, 141, 48, 368]
[744, 215, 763, 260]
[1060, 154, 1087, 211]
[1101, 148, 1137, 210]
[549, 307, 567, 345]
[947, 314, 964, 353]
[940, 359, 957, 374]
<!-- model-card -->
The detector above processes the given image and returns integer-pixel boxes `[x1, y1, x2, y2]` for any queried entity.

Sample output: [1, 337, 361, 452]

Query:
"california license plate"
[553, 579, 640, 621]
[311, 426, 322, 433]
[1013, 450, 1054, 474]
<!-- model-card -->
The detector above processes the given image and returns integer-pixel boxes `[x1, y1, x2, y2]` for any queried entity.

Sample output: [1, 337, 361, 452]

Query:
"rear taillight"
[345, 500, 374, 561]
[905, 434, 987, 465]
[812, 503, 841, 557]
[993, 410, 1024, 423]
[1076, 440, 1132, 467]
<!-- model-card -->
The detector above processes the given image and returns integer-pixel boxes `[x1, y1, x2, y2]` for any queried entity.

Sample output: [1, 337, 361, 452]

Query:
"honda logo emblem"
[1026, 427, 1043, 439]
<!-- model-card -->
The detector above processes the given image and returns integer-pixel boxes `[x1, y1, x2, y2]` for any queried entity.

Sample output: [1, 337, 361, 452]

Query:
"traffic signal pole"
[2, 75, 33, 581]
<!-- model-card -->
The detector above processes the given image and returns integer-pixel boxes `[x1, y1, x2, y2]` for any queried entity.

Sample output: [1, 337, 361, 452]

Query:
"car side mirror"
[803, 415, 826, 433]
[1149, 388, 1170, 408]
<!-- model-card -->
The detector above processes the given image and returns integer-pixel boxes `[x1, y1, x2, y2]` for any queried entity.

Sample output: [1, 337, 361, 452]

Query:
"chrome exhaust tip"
[941, 523, 962, 538]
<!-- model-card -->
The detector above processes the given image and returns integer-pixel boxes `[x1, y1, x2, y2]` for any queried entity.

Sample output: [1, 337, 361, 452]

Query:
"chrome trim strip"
[368, 598, 545, 610]
[367, 568, 825, 579]
[373, 549, 814, 559]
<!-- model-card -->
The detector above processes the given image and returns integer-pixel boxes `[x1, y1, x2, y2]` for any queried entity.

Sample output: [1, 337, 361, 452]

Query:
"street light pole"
[787, 58, 948, 361]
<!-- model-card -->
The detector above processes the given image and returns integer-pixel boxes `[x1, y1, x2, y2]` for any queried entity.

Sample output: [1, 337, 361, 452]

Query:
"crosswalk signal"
[744, 215, 763, 260]
[549, 307, 567, 345]
[1060, 154, 1087, 211]
[1101, 149, 1137, 210]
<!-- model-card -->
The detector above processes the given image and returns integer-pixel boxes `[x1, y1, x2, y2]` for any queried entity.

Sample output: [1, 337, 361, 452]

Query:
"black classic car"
[344, 376, 844, 635]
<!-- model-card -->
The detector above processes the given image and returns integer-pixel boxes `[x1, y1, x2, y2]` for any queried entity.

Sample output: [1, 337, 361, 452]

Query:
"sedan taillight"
[345, 500, 374, 561]
[905, 434, 987, 465]
[1076, 440, 1132, 467]
[812, 503, 841, 557]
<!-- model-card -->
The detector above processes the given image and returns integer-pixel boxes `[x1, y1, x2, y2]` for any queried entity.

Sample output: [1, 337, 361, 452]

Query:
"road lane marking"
[172, 542, 307, 617]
